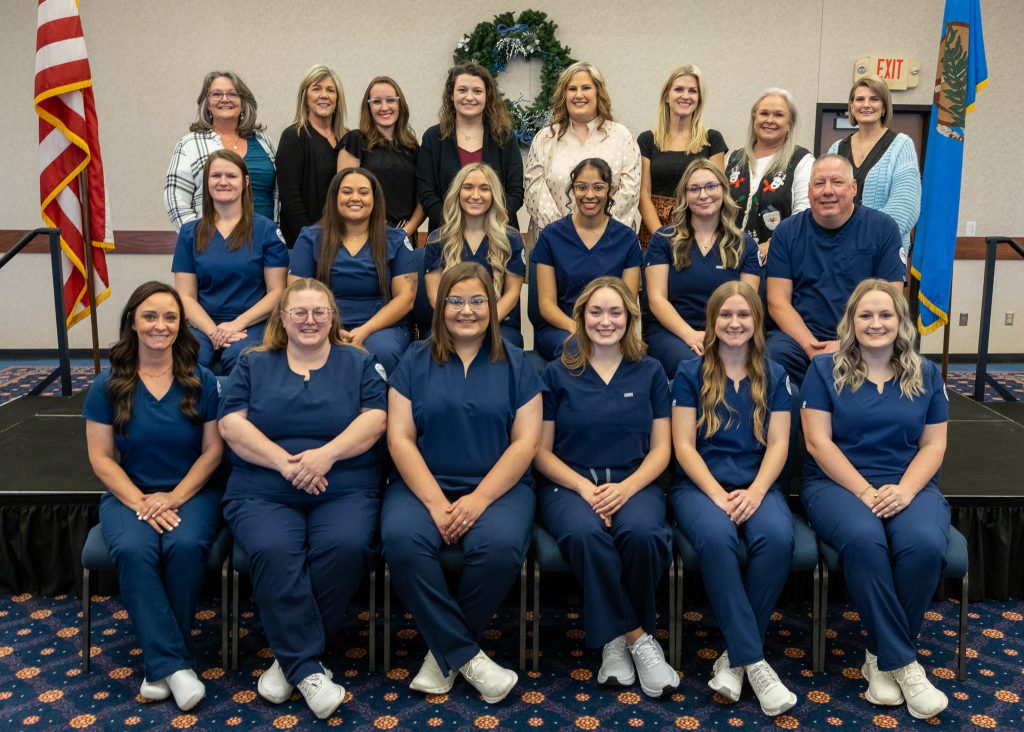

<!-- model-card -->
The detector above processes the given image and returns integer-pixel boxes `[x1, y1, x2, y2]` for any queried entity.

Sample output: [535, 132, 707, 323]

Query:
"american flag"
[35, 0, 114, 327]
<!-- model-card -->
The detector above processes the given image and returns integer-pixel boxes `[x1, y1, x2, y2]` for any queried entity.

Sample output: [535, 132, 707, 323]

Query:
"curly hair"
[438, 63, 513, 145]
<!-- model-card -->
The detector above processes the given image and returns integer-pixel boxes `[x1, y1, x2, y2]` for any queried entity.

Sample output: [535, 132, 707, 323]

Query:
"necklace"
[139, 366, 172, 378]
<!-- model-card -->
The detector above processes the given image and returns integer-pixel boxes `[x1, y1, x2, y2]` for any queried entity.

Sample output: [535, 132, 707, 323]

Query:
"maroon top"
[457, 146, 484, 168]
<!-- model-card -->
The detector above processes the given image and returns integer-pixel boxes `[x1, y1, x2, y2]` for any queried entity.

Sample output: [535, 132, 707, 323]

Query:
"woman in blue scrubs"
[172, 149, 288, 373]
[532, 157, 643, 360]
[534, 276, 677, 698]
[671, 280, 797, 717]
[645, 159, 760, 378]
[84, 282, 222, 712]
[423, 162, 526, 346]
[289, 167, 416, 374]
[383, 262, 543, 704]
[801, 279, 950, 720]
[219, 278, 387, 721]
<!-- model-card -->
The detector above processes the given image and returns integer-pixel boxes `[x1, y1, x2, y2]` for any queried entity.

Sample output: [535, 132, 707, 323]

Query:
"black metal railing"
[0, 228, 72, 396]
[973, 236, 1024, 402]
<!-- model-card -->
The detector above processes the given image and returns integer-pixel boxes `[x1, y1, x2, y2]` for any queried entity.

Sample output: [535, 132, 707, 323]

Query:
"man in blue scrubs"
[766, 155, 904, 383]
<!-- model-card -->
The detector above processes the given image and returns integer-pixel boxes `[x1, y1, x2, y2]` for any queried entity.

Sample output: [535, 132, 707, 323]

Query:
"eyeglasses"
[208, 90, 240, 102]
[573, 182, 608, 194]
[368, 96, 400, 107]
[685, 182, 721, 196]
[284, 307, 333, 323]
[444, 295, 488, 311]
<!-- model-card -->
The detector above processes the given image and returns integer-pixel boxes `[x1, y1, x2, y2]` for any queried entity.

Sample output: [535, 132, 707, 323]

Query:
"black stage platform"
[1, 391, 1021, 597]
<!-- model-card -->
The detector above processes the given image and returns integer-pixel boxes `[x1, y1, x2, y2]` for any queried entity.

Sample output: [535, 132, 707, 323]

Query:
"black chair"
[80, 523, 232, 671]
[228, 542, 378, 672]
[817, 525, 969, 680]
[524, 255, 551, 375]
[410, 246, 433, 340]
[671, 514, 822, 671]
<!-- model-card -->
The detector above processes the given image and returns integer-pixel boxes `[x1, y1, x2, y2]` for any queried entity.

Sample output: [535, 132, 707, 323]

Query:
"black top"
[637, 129, 728, 197]
[416, 124, 524, 232]
[276, 124, 340, 246]
[341, 130, 419, 225]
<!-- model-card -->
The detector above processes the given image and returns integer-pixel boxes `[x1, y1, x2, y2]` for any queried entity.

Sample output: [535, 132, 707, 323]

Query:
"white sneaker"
[139, 677, 170, 701]
[628, 633, 679, 698]
[888, 661, 948, 719]
[708, 651, 744, 702]
[297, 672, 346, 720]
[745, 660, 797, 716]
[597, 635, 636, 686]
[258, 659, 334, 704]
[862, 650, 903, 706]
[165, 668, 205, 711]
[410, 651, 458, 694]
[459, 650, 518, 703]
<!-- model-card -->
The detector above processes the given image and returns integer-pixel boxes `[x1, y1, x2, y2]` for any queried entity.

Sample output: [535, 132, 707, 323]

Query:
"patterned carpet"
[1, 589, 1022, 730]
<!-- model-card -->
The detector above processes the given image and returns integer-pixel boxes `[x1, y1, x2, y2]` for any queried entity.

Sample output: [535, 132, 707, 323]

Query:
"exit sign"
[854, 56, 921, 90]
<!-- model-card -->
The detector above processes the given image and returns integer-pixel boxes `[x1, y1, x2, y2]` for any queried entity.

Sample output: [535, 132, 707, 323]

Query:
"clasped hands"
[209, 320, 248, 349]
[278, 447, 335, 495]
[861, 483, 913, 518]
[714, 489, 764, 526]
[430, 493, 491, 545]
[135, 492, 182, 534]
[577, 480, 633, 528]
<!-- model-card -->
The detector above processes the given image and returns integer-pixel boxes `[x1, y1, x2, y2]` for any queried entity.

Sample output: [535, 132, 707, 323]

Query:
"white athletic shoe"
[459, 650, 518, 703]
[297, 672, 346, 720]
[745, 660, 797, 716]
[139, 677, 170, 701]
[628, 633, 679, 698]
[862, 650, 904, 706]
[258, 659, 333, 704]
[165, 668, 205, 711]
[410, 651, 458, 694]
[708, 650, 744, 702]
[889, 661, 948, 719]
[597, 635, 636, 686]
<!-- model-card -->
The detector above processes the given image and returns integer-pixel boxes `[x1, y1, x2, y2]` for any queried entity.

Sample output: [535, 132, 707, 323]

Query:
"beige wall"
[1, 0, 1021, 352]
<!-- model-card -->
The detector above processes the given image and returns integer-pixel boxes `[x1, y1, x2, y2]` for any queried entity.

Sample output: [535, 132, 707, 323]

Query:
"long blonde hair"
[561, 277, 646, 373]
[697, 281, 770, 445]
[832, 279, 924, 398]
[667, 159, 745, 270]
[549, 62, 614, 141]
[652, 64, 710, 153]
[292, 65, 347, 141]
[428, 163, 513, 295]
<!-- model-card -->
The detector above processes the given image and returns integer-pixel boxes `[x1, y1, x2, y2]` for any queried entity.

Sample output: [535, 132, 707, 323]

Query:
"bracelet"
[857, 484, 874, 499]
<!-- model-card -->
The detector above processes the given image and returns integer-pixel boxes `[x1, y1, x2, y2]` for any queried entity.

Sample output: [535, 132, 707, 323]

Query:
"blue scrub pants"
[539, 480, 671, 648]
[223, 491, 379, 685]
[192, 322, 267, 374]
[362, 325, 410, 376]
[765, 330, 811, 385]
[533, 324, 571, 361]
[381, 480, 534, 676]
[802, 481, 950, 671]
[645, 324, 699, 379]
[99, 486, 222, 681]
[671, 485, 793, 666]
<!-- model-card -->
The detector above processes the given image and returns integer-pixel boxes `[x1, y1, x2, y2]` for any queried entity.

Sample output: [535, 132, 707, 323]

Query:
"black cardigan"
[276, 124, 340, 246]
[416, 124, 524, 231]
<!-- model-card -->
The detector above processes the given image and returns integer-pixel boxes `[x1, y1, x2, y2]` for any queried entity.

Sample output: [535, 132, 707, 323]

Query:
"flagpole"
[78, 169, 102, 374]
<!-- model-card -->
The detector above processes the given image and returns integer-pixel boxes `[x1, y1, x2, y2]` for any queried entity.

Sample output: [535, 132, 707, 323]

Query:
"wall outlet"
[1006, 312, 1015, 326]
[966, 221, 977, 235]
[959, 313, 969, 326]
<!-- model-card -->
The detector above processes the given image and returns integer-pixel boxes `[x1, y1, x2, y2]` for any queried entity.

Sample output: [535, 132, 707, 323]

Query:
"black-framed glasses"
[685, 182, 721, 196]
[444, 296, 488, 311]
[284, 307, 333, 323]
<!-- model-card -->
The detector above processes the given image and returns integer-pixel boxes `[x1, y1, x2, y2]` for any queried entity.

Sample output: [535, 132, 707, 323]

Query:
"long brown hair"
[667, 159, 744, 270]
[317, 168, 391, 303]
[430, 262, 506, 364]
[438, 63, 513, 145]
[107, 282, 202, 436]
[196, 149, 254, 253]
[360, 76, 418, 151]
[698, 281, 770, 445]
[561, 277, 645, 374]
[256, 278, 348, 351]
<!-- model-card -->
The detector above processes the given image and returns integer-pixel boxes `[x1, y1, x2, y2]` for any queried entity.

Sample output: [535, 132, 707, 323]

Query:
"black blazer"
[416, 124, 524, 231]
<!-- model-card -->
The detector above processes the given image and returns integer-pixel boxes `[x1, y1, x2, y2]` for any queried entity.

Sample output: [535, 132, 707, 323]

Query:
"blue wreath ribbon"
[496, 23, 529, 35]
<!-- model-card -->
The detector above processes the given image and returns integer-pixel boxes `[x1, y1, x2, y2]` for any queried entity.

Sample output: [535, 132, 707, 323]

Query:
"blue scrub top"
[671, 357, 791, 490]
[543, 356, 670, 475]
[799, 354, 948, 486]
[644, 229, 761, 329]
[767, 207, 904, 340]
[82, 367, 220, 491]
[289, 226, 416, 328]
[531, 215, 643, 317]
[219, 346, 388, 502]
[424, 226, 527, 327]
[389, 338, 543, 493]
[171, 214, 288, 322]
[244, 137, 276, 222]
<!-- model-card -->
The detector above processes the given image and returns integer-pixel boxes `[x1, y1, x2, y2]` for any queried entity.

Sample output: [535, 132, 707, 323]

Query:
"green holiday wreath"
[453, 10, 575, 146]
